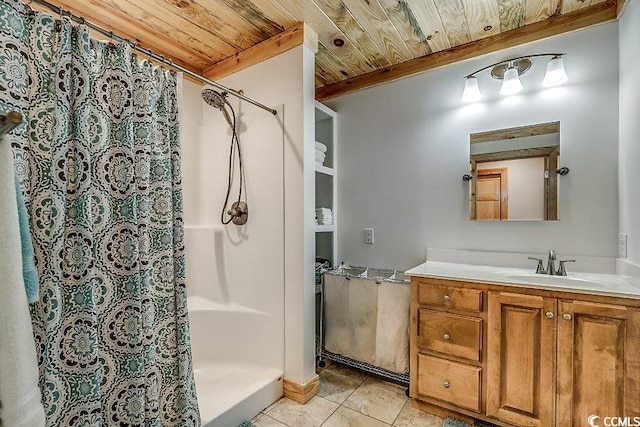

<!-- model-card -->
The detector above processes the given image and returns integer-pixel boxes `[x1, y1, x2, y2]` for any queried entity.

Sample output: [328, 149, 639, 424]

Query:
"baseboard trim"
[283, 374, 320, 404]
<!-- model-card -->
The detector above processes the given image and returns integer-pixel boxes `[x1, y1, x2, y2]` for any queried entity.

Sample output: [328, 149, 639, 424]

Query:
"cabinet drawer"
[418, 282, 482, 312]
[418, 309, 482, 361]
[418, 354, 481, 412]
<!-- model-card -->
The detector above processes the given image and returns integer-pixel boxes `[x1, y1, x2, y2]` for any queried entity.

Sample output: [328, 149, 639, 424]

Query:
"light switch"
[364, 228, 374, 244]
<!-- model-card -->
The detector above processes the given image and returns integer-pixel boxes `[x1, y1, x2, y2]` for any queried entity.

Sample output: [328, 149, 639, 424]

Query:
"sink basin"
[503, 273, 601, 289]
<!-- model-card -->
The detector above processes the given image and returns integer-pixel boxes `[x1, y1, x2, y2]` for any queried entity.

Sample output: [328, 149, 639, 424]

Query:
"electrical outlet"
[364, 228, 374, 244]
[618, 233, 628, 258]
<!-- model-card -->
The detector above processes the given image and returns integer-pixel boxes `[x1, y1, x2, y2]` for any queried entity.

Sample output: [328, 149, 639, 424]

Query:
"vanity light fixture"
[500, 64, 523, 95]
[461, 53, 568, 102]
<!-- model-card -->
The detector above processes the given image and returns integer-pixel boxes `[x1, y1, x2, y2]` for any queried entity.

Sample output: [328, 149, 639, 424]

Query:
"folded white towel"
[315, 141, 328, 153]
[315, 152, 325, 161]
[0, 140, 46, 427]
[316, 208, 332, 214]
[315, 148, 326, 158]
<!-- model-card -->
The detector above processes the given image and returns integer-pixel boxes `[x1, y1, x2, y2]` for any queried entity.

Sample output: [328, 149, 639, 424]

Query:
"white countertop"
[406, 261, 640, 300]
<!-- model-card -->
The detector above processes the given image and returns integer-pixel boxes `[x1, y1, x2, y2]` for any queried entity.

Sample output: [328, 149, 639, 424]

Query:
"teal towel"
[15, 174, 39, 304]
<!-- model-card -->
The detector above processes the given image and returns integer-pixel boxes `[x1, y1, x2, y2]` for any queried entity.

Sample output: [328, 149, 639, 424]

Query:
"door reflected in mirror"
[469, 122, 560, 221]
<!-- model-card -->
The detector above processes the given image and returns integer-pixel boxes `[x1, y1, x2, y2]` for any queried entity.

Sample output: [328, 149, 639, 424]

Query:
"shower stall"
[181, 75, 289, 425]
[185, 226, 283, 426]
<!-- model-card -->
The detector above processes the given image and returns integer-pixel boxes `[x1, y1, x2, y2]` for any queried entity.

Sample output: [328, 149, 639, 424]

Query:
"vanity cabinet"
[410, 279, 485, 414]
[556, 300, 640, 426]
[486, 292, 557, 426]
[410, 277, 640, 427]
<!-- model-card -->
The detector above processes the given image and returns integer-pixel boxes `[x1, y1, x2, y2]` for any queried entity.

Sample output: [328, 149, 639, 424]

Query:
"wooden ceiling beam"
[202, 22, 314, 82]
[315, 1, 617, 101]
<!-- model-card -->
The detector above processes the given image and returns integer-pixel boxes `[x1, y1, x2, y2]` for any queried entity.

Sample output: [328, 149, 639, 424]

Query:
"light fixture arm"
[464, 53, 566, 78]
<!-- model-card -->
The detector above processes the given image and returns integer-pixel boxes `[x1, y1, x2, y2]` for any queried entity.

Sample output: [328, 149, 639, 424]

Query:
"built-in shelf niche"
[314, 102, 337, 268]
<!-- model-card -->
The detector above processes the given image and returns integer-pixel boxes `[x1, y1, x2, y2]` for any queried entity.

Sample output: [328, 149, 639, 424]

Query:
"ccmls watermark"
[588, 415, 640, 426]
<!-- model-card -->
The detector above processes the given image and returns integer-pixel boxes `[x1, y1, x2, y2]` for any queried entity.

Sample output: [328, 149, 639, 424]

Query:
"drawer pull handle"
[545, 311, 554, 319]
[443, 295, 451, 302]
[443, 333, 451, 341]
[443, 381, 450, 389]
[563, 313, 572, 320]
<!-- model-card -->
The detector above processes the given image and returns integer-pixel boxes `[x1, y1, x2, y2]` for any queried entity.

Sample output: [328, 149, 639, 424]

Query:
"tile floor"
[251, 362, 444, 427]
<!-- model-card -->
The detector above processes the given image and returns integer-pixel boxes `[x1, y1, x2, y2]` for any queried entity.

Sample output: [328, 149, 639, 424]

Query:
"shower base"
[194, 361, 283, 427]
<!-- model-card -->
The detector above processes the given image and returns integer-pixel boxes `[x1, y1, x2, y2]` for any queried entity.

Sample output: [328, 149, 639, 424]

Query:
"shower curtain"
[0, 1, 200, 425]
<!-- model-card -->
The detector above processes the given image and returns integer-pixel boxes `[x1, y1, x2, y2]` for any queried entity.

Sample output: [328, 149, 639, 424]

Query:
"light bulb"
[542, 55, 568, 87]
[461, 76, 481, 102]
[500, 66, 523, 96]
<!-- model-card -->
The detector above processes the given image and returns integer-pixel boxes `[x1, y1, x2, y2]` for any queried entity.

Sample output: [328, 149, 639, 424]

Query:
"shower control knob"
[443, 381, 450, 389]
[443, 334, 450, 341]
[443, 295, 451, 302]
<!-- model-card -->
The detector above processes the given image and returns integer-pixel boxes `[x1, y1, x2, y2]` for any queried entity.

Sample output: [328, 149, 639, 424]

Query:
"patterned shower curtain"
[0, 1, 200, 425]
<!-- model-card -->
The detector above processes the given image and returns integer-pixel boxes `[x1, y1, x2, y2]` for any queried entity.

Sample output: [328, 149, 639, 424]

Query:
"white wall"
[619, 1, 640, 267]
[478, 158, 545, 220]
[181, 71, 285, 372]
[325, 23, 619, 271]
[181, 45, 317, 383]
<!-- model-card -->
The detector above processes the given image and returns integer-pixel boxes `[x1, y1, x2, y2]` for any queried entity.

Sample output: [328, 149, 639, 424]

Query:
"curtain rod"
[28, 0, 278, 116]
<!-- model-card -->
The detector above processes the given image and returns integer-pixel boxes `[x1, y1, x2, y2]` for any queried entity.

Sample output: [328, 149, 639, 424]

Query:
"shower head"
[202, 89, 228, 110]
[202, 89, 234, 127]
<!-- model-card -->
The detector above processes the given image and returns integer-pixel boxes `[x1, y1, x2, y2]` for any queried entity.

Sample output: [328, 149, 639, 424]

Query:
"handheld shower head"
[202, 89, 228, 110]
[202, 88, 248, 225]
[202, 89, 234, 127]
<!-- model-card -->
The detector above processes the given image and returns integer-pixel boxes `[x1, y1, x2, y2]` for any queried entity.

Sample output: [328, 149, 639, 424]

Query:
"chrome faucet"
[528, 250, 575, 276]
[546, 250, 556, 275]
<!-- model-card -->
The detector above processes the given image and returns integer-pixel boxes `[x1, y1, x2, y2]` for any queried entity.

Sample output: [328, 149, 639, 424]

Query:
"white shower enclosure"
[181, 79, 287, 425]
[185, 226, 284, 426]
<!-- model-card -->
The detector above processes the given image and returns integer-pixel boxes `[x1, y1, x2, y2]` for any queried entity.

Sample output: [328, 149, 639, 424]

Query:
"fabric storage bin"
[323, 267, 410, 374]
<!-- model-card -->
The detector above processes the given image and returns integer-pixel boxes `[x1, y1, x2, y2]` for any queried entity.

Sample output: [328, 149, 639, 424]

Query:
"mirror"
[469, 122, 560, 221]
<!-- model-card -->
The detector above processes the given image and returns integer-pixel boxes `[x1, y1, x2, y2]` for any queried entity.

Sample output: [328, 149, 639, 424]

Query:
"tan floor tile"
[318, 369, 364, 404]
[322, 363, 368, 382]
[393, 400, 443, 426]
[321, 406, 391, 427]
[363, 375, 409, 396]
[261, 398, 283, 415]
[343, 382, 408, 424]
[266, 396, 339, 427]
[253, 413, 289, 427]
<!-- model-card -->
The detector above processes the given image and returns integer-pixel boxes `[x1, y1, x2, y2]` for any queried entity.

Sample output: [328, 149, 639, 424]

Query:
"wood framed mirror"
[469, 122, 560, 221]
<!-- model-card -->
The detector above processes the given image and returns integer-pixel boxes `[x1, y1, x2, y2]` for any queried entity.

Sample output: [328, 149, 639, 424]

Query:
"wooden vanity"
[409, 270, 640, 427]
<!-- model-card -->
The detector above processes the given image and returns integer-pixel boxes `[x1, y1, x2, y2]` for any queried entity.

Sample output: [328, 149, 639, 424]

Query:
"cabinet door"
[487, 292, 556, 427]
[557, 300, 640, 426]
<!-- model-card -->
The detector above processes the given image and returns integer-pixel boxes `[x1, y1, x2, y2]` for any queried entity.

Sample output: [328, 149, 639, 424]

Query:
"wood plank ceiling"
[27, 0, 619, 99]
